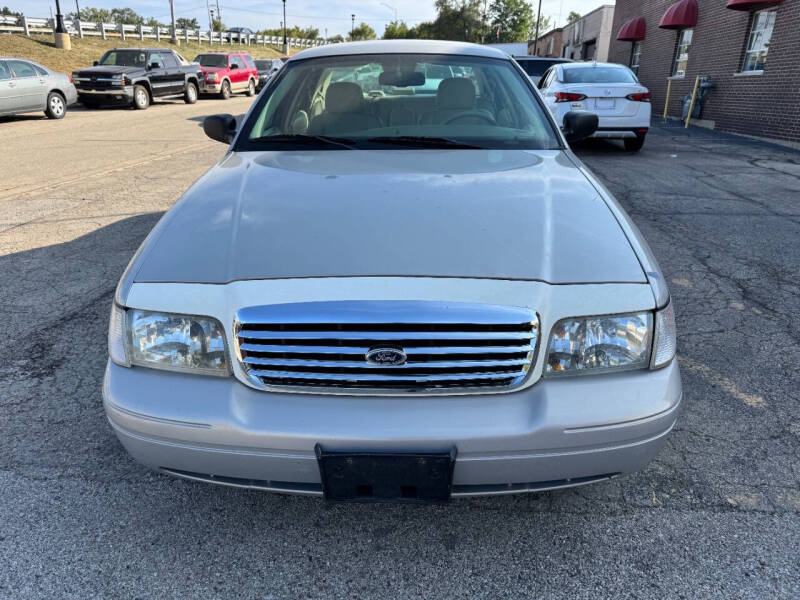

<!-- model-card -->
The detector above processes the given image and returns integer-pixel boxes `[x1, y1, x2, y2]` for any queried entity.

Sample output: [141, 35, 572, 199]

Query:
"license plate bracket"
[315, 445, 456, 504]
[595, 98, 615, 109]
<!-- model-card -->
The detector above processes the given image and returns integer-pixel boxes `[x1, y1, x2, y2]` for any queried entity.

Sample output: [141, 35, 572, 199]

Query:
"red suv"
[194, 52, 258, 99]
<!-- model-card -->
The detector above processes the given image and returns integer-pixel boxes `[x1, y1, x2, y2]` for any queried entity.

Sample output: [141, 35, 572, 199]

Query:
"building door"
[582, 40, 596, 60]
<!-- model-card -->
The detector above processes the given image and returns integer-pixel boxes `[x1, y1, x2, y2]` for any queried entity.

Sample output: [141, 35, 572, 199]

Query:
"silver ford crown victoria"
[104, 40, 681, 502]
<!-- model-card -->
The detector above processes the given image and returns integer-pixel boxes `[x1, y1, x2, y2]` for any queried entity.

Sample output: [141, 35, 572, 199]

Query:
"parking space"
[1, 108, 799, 598]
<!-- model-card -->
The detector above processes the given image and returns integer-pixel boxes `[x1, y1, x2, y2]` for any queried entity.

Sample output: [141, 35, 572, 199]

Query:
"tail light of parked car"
[626, 92, 651, 102]
[554, 92, 587, 103]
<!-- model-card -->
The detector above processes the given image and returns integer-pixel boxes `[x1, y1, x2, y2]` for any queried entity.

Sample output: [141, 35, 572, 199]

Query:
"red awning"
[726, 0, 781, 11]
[659, 0, 698, 29]
[617, 17, 647, 41]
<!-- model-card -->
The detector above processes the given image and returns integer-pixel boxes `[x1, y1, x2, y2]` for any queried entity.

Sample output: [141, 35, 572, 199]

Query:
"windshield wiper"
[364, 136, 486, 150]
[249, 134, 356, 149]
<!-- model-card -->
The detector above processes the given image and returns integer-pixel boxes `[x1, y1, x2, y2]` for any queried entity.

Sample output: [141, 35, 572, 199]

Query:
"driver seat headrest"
[436, 78, 476, 110]
[325, 82, 364, 114]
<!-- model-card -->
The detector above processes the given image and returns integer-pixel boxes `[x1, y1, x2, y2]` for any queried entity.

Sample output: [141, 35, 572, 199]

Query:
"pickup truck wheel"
[624, 134, 645, 152]
[44, 91, 66, 119]
[184, 81, 198, 104]
[220, 80, 231, 100]
[246, 79, 256, 97]
[133, 85, 150, 110]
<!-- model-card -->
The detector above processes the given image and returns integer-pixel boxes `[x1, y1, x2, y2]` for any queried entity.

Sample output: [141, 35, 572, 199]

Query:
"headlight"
[206, 73, 219, 82]
[107, 305, 229, 376]
[544, 311, 653, 377]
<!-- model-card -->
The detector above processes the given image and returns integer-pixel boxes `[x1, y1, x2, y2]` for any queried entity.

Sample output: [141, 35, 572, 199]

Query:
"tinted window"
[148, 53, 165, 69]
[516, 59, 565, 77]
[195, 54, 227, 68]
[99, 50, 147, 67]
[8, 60, 38, 78]
[161, 52, 178, 68]
[243, 55, 256, 69]
[255, 60, 271, 70]
[0, 61, 10, 80]
[563, 66, 637, 83]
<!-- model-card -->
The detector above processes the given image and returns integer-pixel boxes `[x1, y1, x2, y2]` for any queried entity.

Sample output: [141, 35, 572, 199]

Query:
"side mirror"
[203, 114, 237, 144]
[562, 111, 598, 143]
[149, 62, 160, 70]
[93, 60, 99, 66]
[230, 64, 239, 70]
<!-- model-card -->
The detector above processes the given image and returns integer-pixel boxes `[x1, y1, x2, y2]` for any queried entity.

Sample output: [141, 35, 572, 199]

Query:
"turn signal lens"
[651, 302, 677, 368]
[626, 92, 651, 102]
[554, 92, 587, 103]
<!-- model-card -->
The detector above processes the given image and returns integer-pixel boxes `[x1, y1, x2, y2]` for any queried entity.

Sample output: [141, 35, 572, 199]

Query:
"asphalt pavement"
[1, 105, 798, 599]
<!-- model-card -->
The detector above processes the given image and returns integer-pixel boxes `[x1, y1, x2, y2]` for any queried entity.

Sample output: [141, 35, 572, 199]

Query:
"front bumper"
[199, 81, 223, 94]
[77, 86, 134, 105]
[103, 359, 682, 497]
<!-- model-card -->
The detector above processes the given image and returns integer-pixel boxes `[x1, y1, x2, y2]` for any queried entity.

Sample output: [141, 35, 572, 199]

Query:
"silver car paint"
[129, 149, 647, 285]
[0, 57, 77, 116]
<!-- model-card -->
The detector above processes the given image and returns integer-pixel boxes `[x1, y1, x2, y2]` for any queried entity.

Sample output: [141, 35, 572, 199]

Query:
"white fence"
[0, 15, 333, 48]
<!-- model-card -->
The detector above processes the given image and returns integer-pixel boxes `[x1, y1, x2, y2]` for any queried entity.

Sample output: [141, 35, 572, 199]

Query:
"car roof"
[561, 61, 629, 69]
[513, 56, 571, 61]
[291, 39, 509, 62]
[105, 47, 174, 52]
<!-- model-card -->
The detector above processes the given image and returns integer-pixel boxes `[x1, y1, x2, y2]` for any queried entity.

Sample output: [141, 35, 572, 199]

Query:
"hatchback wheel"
[246, 79, 256, 96]
[220, 80, 231, 100]
[133, 85, 150, 110]
[44, 92, 66, 119]
[184, 81, 198, 104]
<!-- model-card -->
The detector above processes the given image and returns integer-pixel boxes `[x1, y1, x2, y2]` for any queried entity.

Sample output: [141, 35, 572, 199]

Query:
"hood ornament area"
[365, 347, 407, 366]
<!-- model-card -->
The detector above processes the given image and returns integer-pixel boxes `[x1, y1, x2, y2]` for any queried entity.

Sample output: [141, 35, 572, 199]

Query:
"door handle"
[8, 81, 15, 87]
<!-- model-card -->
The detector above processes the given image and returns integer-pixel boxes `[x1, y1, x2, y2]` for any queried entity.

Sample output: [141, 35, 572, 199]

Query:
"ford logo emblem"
[365, 347, 407, 366]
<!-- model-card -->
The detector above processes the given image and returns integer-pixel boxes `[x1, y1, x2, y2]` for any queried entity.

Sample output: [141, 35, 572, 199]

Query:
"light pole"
[169, 0, 177, 44]
[53, 0, 70, 48]
[351, 13, 355, 39]
[282, 0, 288, 54]
[380, 2, 397, 21]
[533, 0, 542, 55]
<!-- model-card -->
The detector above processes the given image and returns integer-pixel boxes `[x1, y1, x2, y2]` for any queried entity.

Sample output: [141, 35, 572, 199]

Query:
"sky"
[11, 0, 614, 38]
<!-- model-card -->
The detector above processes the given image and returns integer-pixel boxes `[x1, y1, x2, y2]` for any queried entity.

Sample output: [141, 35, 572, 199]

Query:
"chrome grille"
[235, 301, 539, 393]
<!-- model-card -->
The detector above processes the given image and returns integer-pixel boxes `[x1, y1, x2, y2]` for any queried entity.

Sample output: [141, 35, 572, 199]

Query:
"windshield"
[516, 59, 565, 77]
[99, 50, 148, 67]
[236, 53, 560, 151]
[194, 54, 228, 68]
[563, 66, 637, 84]
[255, 60, 271, 70]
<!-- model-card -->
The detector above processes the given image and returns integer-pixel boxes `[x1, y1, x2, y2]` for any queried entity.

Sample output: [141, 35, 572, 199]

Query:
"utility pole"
[282, 0, 288, 54]
[351, 14, 355, 38]
[169, 0, 177, 44]
[206, 0, 212, 31]
[533, 0, 542, 55]
[380, 3, 397, 21]
[210, 8, 215, 31]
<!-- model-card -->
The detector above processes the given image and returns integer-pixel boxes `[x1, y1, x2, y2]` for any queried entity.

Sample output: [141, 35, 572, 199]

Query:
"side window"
[7, 60, 38, 78]
[0, 60, 10, 80]
[742, 9, 776, 72]
[34, 64, 48, 76]
[243, 55, 256, 69]
[672, 28, 693, 77]
[229, 55, 242, 69]
[630, 41, 642, 75]
[538, 69, 551, 89]
[148, 53, 165, 70]
[161, 52, 179, 69]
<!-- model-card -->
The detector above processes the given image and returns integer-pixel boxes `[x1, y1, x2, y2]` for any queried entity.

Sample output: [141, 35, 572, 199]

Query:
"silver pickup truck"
[104, 40, 681, 503]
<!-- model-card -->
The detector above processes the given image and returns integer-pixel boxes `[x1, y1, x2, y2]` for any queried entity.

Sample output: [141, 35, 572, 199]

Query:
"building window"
[742, 9, 776, 72]
[630, 41, 642, 75]
[672, 28, 693, 77]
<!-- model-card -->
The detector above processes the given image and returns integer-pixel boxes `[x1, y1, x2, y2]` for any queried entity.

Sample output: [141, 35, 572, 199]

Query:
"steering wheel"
[443, 111, 496, 125]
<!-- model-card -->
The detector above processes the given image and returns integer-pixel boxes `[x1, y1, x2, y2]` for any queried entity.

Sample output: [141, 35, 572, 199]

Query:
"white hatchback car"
[538, 62, 651, 151]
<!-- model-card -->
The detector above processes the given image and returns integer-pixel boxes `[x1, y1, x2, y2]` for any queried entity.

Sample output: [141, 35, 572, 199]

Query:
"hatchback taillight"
[626, 92, 651, 102]
[554, 92, 587, 103]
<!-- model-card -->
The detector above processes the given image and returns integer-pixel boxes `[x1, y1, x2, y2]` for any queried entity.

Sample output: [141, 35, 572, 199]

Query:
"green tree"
[566, 11, 581, 24]
[0, 6, 21, 17]
[109, 7, 145, 25]
[530, 14, 552, 38]
[383, 20, 410, 39]
[176, 17, 199, 30]
[211, 17, 225, 32]
[489, 0, 533, 43]
[410, 1, 483, 42]
[260, 25, 319, 39]
[67, 7, 112, 22]
[348, 22, 377, 41]
[328, 34, 345, 43]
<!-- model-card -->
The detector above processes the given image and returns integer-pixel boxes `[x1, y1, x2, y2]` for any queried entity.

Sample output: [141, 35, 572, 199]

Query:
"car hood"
[199, 66, 226, 74]
[132, 149, 646, 284]
[75, 65, 142, 76]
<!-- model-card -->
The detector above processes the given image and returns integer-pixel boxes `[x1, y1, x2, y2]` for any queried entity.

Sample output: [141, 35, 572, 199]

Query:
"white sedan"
[537, 62, 651, 151]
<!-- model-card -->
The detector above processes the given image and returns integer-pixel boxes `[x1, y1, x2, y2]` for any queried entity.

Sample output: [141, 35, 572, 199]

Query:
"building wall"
[562, 5, 616, 61]
[530, 28, 563, 57]
[609, 0, 800, 144]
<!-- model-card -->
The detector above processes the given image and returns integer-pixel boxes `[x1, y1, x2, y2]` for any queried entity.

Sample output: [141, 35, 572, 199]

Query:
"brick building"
[609, 0, 800, 144]
[529, 27, 564, 57]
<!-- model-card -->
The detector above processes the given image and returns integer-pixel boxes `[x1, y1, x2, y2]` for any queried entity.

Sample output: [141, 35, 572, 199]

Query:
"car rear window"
[515, 59, 565, 77]
[195, 54, 227, 68]
[563, 66, 637, 84]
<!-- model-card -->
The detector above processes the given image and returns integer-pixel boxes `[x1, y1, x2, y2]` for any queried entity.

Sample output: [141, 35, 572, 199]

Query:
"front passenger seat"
[309, 82, 382, 135]
[419, 78, 485, 124]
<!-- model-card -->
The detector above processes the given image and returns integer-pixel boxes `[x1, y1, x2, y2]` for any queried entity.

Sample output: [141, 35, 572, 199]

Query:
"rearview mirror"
[378, 71, 425, 87]
[203, 114, 237, 144]
[562, 111, 598, 143]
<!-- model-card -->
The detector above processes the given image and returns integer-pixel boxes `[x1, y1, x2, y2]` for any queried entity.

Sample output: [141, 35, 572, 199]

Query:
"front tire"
[44, 91, 66, 119]
[246, 78, 255, 97]
[133, 85, 150, 110]
[219, 80, 231, 100]
[184, 81, 198, 104]
[624, 134, 645, 152]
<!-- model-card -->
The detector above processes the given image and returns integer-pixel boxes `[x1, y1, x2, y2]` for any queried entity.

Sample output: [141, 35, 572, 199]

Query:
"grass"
[0, 33, 291, 74]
